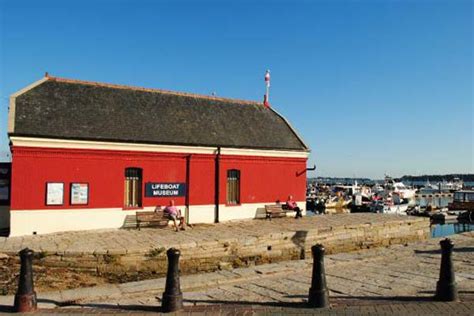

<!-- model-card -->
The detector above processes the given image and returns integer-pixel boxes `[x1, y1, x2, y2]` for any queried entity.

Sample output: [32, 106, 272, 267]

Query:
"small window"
[227, 169, 240, 205]
[124, 168, 142, 207]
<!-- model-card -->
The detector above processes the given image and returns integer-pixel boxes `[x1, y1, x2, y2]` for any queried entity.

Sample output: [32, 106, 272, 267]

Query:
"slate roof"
[10, 76, 309, 151]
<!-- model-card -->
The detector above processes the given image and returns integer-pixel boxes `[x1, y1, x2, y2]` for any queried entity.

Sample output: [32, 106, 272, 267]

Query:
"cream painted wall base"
[187, 204, 216, 224]
[9, 201, 306, 236]
[188, 201, 306, 224]
[9, 208, 139, 237]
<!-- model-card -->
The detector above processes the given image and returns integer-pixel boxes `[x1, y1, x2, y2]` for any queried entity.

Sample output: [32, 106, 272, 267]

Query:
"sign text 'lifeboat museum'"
[3, 74, 310, 236]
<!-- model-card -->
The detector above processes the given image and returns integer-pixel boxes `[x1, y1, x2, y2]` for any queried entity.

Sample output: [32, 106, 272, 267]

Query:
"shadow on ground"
[284, 294, 435, 302]
[414, 247, 474, 254]
[184, 294, 440, 308]
[49, 299, 161, 312]
[2, 295, 471, 314]
[0, 299, 162, 313]
[291, 230, 308, 259]
[0, 305, 14, 313]
[184, 299, 309, 308]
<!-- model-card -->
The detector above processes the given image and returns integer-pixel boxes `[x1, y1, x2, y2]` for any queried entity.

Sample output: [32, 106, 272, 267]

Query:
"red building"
[6, 75, 310, 236]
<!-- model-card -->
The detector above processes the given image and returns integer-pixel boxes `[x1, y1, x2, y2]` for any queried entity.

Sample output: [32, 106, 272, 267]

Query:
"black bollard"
[14, 248, 37, 312]
[161, 248, 183, 312]
[435, 238, 459, 301]
[308, 244, 329, 308]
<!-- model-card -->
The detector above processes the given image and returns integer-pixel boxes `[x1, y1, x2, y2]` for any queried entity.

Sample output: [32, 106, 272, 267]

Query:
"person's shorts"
[166, 213, 178, 221]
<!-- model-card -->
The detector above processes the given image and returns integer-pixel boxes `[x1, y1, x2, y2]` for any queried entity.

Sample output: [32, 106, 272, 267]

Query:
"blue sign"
[145, 183, 186, 197]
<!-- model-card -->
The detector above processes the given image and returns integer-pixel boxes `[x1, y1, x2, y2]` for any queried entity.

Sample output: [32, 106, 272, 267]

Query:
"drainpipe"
[215, 147, 221, 223]
[185, 154, 192, 225]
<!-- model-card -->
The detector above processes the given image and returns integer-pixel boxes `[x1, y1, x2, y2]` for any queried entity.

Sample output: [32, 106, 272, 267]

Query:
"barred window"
[124, 168, 142, 207]
[227, 169, 240, 205]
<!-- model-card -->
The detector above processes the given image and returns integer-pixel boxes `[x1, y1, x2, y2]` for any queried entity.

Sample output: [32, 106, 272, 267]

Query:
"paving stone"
[2, 218, 473, 316]
[0, 214, 429, 259]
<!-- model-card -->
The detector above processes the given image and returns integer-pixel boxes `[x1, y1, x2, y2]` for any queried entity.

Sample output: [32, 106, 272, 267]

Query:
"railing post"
[161, 248, 183, 312]
[14, 248, 37, 312]
[435, 238, 458, 301]
[308, 244, 329, 308]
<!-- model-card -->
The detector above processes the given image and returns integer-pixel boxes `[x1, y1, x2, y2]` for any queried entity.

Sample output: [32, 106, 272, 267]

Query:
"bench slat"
[264, 204, 287, 220]
[136, 211, 169, 229]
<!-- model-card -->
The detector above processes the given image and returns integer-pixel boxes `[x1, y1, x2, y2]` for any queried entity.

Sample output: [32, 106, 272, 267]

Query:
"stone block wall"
[27, 217, 430, 280]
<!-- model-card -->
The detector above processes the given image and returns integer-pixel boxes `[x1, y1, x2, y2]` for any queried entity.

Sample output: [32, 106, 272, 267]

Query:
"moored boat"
[457, 210, 474, 223]
[384, 175, 416, 200]
[369, 195, 409, 215]
[448, 190, 474, 211]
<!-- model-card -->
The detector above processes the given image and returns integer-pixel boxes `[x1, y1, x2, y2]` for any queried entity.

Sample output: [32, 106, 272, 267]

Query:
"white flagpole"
[265, 70, 271, 104]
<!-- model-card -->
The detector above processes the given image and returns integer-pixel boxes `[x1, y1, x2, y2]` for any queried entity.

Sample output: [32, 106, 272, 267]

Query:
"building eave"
[269, 107, 311, 152]
[10, 136, 311, 159]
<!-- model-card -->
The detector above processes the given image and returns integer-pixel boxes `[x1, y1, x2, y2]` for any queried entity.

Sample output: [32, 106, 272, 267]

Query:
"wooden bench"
[136, 211, 169, 230]
[265, 204, 289, 220]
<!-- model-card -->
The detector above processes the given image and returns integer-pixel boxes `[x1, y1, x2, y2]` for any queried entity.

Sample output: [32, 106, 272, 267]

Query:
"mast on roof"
[264, 70, 270, 107]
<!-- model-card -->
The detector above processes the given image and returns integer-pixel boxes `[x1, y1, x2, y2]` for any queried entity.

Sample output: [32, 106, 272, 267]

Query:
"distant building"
[5, 75, 309, 236]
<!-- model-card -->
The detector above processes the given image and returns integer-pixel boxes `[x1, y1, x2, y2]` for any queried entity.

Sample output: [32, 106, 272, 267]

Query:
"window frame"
[226, 169, 241, 206]
[123, 167, 143, 209]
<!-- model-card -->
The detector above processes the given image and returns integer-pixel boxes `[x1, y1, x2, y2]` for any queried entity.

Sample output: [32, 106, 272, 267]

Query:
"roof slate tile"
[11, 78, 308, 151]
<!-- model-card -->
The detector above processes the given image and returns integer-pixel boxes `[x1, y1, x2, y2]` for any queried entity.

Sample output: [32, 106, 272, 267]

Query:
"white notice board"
[46, 182, 64, 205]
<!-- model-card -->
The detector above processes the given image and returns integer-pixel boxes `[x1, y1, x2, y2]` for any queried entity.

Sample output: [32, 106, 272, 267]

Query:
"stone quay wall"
[0, 215, 430, 279]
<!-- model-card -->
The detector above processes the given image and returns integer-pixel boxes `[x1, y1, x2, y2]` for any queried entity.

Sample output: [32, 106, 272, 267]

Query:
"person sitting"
[162, 200, 186, 232]
[286, 195, 303, 219]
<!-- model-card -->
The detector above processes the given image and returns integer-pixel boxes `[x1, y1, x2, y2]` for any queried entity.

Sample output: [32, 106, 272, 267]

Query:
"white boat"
[384, 176, 416, 200]
[382, 203, 409, 214]
[418, 180, 440, 194]
[419, 178, 464, 194]
[370, 199, 409, 215]
[452, 178, 464, 191]
[439, 179, 464, 192]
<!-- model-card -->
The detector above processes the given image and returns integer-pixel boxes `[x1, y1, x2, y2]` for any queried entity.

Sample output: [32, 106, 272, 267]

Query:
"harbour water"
[307, 211, 473, 238]
[431, 222, 474, 238]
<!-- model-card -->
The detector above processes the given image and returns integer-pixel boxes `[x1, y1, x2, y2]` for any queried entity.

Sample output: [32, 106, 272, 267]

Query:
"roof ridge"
[46, 75, 262, 106]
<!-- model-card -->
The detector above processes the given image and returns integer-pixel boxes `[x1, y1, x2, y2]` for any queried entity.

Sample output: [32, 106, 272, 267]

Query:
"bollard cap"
[440, 238, 454, 250]
[18, 248, 34, 257]
[167, 248, 181, 257]
[311, 244, 325, 254]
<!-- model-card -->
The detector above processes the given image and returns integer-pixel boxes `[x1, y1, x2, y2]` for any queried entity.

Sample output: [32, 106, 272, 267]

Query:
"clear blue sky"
[0, 0, 472, 179]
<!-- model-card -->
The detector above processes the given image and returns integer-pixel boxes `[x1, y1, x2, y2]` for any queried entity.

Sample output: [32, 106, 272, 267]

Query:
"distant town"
[310, 174, 474, 185]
